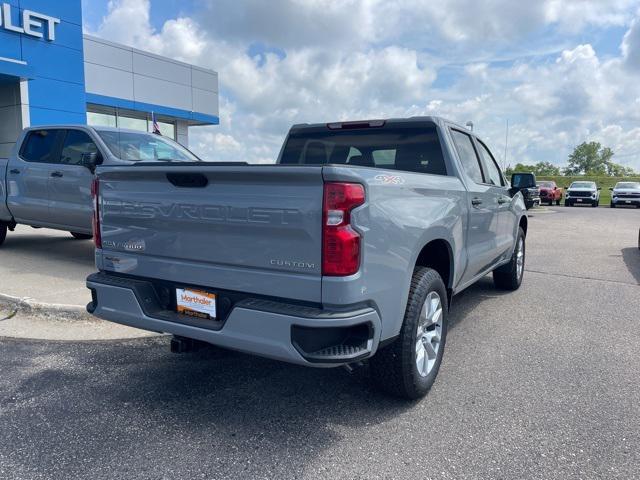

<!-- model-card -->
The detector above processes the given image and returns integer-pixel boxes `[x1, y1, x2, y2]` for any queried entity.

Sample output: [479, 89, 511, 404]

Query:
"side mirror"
[81, 152, 102, 171]
[597, 187, 601, 191]
[609, 187, 613, 191]
[553, 186, 557, 190]
[510, 172, 536, 189]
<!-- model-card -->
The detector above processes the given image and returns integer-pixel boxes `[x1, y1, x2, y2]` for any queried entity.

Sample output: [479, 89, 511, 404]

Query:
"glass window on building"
[87, 105, 177, 140]
[87, 111, 117, 128]
[117, 115, 148, 133]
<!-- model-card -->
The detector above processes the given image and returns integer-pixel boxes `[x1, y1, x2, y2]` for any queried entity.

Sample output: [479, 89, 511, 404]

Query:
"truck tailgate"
[97, 165, 324, 302]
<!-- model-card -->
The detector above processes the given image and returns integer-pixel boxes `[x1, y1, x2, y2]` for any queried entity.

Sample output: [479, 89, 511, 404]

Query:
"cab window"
[20, 130, 64, 163]
[450, 129, 484, 184]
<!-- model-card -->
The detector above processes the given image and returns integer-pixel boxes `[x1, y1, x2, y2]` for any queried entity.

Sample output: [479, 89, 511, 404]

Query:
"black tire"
[564, 201, 571, 207]
[610, 202, 615, 208]
[592, 201, 598, 208]
[493, 227, 526, 291]
[0, 224, 6, 246]
[556, 198, 561, 206]
[70, 232, 92, 240]
[369, 267, 448, 400]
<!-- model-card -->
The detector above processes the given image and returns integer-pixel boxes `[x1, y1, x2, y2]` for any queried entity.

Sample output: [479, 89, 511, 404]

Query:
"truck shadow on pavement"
[0, 230, 95, 267]
[621, 248, 640, 285]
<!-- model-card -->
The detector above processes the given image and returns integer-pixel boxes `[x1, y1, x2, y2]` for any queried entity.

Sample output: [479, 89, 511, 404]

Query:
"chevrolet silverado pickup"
[0, 126, 199, 246]
[610, 181, 640, 208]
[86, 117, 528, 399]
[565, 181, 601, 207]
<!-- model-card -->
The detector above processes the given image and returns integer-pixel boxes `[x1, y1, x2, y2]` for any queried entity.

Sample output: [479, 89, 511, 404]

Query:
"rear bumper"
[86, 273, 382, 367]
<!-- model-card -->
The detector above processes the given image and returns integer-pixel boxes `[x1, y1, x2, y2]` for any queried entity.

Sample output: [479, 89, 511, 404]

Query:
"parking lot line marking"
[525, 269, 639, 287]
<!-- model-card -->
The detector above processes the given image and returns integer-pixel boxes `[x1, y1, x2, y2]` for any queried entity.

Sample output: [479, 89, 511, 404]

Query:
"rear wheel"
[369, 267, 448, 400]
[70, 232, 92, 240]
[0, 224, 6, 246]
[493, 227, 526, 291]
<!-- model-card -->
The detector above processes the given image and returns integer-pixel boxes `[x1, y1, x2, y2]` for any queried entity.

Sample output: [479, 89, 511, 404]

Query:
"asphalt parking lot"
[1, 206, 639, 479]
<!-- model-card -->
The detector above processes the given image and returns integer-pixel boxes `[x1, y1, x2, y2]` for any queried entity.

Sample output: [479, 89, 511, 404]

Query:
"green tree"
[564, 142, 614, 175]
[506, 161, 561, 177]
[606, 162, 636, 176]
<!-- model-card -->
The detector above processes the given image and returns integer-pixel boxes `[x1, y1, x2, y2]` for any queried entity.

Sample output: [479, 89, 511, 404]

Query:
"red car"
[537, 181, 563, 205]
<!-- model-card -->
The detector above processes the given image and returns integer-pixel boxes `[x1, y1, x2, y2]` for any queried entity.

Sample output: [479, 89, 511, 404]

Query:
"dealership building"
[0, 0, 219, 157]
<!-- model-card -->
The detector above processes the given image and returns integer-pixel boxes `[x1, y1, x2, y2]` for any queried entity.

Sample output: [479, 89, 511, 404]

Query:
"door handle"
[498, 197, 509, 205]
[51, 171, 64, 178]
[9, 169, 20, 174]
[471, 198, 483, 207]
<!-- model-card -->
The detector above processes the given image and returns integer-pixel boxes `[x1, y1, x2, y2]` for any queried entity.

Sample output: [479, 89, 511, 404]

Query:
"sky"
[81, 0, 640, 172]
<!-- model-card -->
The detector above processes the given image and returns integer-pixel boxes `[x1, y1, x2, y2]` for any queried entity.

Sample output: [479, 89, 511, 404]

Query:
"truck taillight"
[322, 182, 365, 276]
[91, 178, 102, 249]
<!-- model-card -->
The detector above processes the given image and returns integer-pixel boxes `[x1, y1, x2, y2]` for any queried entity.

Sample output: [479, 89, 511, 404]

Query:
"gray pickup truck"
[0, 126, 200, 246]
[86, 117, 528, 399]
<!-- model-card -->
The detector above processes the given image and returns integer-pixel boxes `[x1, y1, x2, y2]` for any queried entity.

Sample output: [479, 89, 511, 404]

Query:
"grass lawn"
[536, 176, 640, 207]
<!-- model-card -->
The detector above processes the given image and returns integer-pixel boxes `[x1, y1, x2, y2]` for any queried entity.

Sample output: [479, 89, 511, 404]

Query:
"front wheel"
[0, 224, 7, 247]
[564, 201, 571, 207]
[70, 232, 92, 240]
[369, 267, 448, 400]
[610, 202, 615, 209]
[493, 227, 526, 291]
[556, 198, 561, 206]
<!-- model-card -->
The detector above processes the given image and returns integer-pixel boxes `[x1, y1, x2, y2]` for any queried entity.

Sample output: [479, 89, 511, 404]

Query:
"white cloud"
[88, 0, 640, 172]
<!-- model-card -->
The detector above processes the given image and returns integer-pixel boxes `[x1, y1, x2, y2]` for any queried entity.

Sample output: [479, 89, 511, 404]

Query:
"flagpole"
[503, 119, 509, 171]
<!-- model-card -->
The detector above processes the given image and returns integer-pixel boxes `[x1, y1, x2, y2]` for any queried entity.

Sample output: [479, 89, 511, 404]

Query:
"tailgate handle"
[166, 173, 208, 188]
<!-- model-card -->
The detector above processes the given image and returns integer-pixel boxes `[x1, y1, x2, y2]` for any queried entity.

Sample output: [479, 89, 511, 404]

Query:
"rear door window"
[476, 140, 505, 186]
[279, 124, 448, 176]
[20, 130, 64, 163]
[450, 129, 484, 184]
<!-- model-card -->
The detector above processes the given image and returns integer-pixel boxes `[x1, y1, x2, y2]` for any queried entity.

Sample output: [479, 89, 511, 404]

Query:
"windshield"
[537, 181, 554, 187]
[615, 182, 640, 189]
[570, 182, 595, 189]
[97, 130, 200, 162]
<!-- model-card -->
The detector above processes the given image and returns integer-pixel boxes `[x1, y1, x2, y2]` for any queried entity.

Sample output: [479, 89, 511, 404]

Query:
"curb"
[0, 292, 161, 341]
[0, 292, 90, 321]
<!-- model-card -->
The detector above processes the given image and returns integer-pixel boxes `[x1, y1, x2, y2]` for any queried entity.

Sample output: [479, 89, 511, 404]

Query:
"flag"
[151, 112, 162, 135]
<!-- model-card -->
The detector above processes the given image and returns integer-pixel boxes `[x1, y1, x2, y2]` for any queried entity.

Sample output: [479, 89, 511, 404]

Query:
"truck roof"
[23, 125, 154, 136]
[289, 116, 467, 132]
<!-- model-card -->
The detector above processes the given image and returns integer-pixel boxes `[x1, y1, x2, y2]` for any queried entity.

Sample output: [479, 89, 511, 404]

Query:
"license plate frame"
[176, 288, 217, 320]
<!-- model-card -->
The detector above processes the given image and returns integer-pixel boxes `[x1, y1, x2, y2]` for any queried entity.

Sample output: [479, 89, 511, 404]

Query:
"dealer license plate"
[626, 200, 632, 204]
[176, 288, 217, 320]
